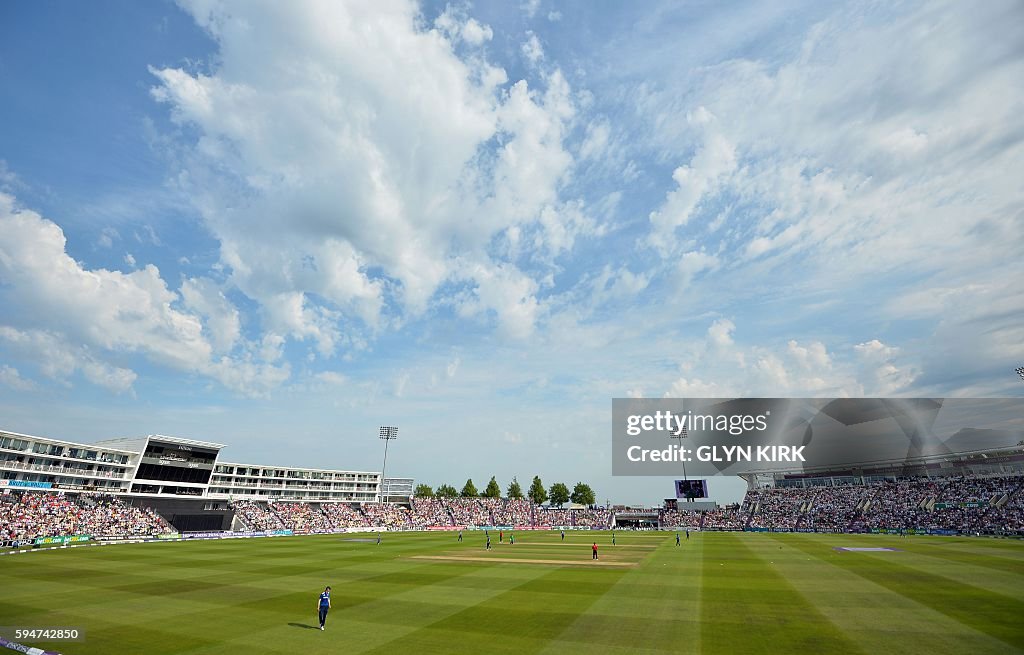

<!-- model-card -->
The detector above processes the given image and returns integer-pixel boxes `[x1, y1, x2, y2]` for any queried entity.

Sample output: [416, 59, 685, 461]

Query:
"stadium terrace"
[3, 428, 1024, 546]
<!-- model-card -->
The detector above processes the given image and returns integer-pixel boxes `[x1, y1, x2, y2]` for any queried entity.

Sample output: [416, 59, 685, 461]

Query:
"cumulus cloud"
[0, 192, 287, 396]
[707, 318, 735, 349]
[180, 277, 242, 353]
[0, 327, 137, 394]
[522, 32, 544, 65]
[0, 364, 36, 391]
[665, 376, 733, 398]
[788, 340, 830, 370]
[434, 8, 493, 46]
[855, 339, 916, 394]
[150, 0, 580, 353]
[646, 108, 736, 254]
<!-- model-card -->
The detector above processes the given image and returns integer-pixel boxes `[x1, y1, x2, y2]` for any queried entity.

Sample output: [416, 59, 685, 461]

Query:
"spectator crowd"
[5, 473, 1023, 542]
[1, 491, 168, 542]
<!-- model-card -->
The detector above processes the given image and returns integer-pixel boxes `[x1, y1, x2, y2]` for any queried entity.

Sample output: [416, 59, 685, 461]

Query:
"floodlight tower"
[671, 421, 689, 501]
[1016, 366, 1024, 382]
[378, 426, 399, 503]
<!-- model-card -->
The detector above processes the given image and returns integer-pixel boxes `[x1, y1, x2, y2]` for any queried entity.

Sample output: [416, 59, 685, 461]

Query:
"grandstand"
[733, 444, 1024, 535]
[3, 426, 1024, 549]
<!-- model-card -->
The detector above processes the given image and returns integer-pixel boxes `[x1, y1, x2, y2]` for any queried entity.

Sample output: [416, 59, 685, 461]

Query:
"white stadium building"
[0, 428, 393, 532]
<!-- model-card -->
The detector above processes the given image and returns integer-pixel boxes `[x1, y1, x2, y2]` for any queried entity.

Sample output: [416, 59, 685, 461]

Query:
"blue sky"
[0, 0, 1021, 504]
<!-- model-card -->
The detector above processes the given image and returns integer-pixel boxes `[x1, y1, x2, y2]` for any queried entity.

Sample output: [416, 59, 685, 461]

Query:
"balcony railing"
[0, 461, 128, 479]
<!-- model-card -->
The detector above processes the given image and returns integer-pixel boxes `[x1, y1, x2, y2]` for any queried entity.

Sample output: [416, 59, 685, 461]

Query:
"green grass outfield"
[2, 530, 1023, 654]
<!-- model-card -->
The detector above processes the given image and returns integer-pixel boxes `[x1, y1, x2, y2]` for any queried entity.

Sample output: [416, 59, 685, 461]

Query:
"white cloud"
[707, 318, 735, 348]
[434, 8, 493, 46]
[151, 0, 580, 351]
[446, 357, 460, 379]
[461, 18, 493, 45]
[854, 339, 916, 395]
[207, 356, 291, 398]
[0, 194, 210, 371]
[788, 340, 830, 370]
[665, 376, 732, 398]
[0, 192, 288, 396]
[180, 277, 242, 353]
[675, 250, 719, 288]
[0, 160, 19, 189]
[314, 371, 347, 385]
[0, 327, 137, 394]
[641, 2, 1022, 287]
[646, 109, 736, 253]
[522, 32, 544, 65]
[579, 119, 610, 161]
[457, 262, 540, 339]
[0, 364, 36, 391]
[259, 333, 285, 363]
[97, 227, 119, 249]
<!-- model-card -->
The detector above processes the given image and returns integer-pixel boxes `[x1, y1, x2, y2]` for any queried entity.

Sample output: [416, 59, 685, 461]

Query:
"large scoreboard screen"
[135, 440, 219, 485]
[675, 479, 708, 499]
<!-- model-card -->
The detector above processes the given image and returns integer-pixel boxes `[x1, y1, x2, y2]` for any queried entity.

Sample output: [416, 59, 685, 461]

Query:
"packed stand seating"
[747, 487, 815, 530]
[320, 502, 371, 529]
[409, 497, 453, 527]
[361, 502, 414, 529]
[443, 498, 492, 526]
[270, 502, 334, 534]
[0, 491, 167, 541]
[801, 484, 875, 532]
[572, 508, 613, 528]
[230, 500, 285, 531]
[924, 475, 1021, 532]
[534, 508, 571, 527]
[702, 504, 748, 530]
[496, 499, 534, 526]
[658, 509, 703, 528]
[90, 495, 170, 536]
[860, 479, 939, 532]
[977, 480, 1024, 534]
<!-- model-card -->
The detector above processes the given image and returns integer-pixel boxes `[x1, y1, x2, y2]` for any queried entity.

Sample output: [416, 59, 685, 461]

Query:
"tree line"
[413, 476, 597, 507]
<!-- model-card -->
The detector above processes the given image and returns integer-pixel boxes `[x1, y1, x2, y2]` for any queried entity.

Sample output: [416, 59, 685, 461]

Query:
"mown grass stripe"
[540, 532, 704, 654]
[758, 534, 1016, 655]
[777, 533, 1024, 651]
[362, 565, 629, 654]
[700, 532, 869, 655]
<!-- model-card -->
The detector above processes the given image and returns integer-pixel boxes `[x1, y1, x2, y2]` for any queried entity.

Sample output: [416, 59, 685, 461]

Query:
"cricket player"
[317, 586, 331, 631]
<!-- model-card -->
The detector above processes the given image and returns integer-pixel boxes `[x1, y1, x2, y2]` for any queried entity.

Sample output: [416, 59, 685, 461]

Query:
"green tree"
[570, 482, 596, 506]
[507, 477, 524, 500]
[414, 483, 434, 498]
[460, 478, 479, 497]
[549, 482, 570, 507]
[483, 476, 501, 498]
[527, 475, 548, 505]
[435, 484, 458, 498]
